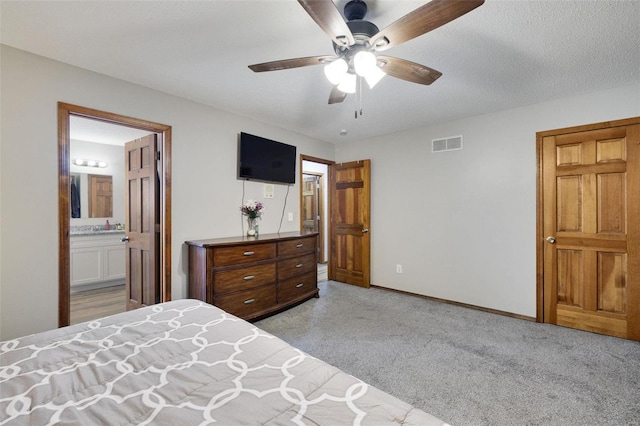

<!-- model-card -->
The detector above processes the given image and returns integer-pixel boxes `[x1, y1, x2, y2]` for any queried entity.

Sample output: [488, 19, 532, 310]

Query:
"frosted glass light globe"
[337, 72, 357, 93]
[354, 51, 385, 88]
[324, 59, 348, 85]
[354, 51, 376, 77]
[364, 65, 385, 88]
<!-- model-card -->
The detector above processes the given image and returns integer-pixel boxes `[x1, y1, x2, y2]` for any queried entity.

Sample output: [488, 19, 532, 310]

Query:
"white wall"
[336, 83, 640, 318]
[0, 45, 334, 340]
[2, 44, 638, 339]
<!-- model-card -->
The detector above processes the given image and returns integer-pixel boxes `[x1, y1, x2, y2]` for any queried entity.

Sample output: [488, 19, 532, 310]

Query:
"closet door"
[538, 119, 639, 340]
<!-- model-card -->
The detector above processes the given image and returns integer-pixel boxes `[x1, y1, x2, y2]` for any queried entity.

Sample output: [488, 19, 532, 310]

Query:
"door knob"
[121, 236, 130, 242]
[362, 228, 369, 233]
[546, 236, 556, 244]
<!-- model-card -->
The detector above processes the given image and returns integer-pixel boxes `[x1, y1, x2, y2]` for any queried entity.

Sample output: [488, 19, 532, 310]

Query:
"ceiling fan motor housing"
[344, 0, 367, 20]
[333, 20, 380, 55]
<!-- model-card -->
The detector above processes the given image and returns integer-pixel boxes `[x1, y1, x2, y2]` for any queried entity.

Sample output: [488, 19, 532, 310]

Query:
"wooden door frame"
[536, 116, 640, 323]
[300, 155, 334, 271]
[58, 102, 172, 327]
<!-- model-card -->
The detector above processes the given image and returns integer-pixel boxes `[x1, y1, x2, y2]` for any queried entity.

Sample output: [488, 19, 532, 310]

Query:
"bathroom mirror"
[70, 173, 113, 219]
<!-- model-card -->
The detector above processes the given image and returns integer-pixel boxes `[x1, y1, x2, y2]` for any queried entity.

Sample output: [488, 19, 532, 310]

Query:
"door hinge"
[156, 151, 161, 160]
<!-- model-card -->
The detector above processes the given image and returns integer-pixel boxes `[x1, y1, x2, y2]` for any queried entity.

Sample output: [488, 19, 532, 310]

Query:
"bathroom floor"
[70, 284, 126, 325]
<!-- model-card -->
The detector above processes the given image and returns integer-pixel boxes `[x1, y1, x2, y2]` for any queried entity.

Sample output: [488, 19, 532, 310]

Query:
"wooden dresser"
[186, 232, 319, 320]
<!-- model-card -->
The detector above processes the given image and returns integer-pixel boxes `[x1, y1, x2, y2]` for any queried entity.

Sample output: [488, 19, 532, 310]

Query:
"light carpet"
[255, 281, 640, 426]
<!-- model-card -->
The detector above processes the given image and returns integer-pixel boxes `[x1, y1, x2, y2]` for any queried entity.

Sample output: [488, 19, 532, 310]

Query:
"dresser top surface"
[185, 231, 318, 248]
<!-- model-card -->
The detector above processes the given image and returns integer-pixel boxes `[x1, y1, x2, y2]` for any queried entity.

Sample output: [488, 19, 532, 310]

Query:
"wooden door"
[124, 134, 159, 310]
[88, 174, 113, 218]
[302, 175, 319, 234]
[303, 174, 327, 263]
[329, 160, 371, 288]
[538, 118, 640, 340]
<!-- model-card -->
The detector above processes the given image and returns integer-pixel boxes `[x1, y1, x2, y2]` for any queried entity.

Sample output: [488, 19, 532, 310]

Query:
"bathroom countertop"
[70, 229, 126, 237]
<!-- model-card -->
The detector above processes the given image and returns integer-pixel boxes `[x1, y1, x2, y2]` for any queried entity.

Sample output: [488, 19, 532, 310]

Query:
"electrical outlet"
[263, 184, 274, 198]
[396, 264, 403, 274]
[287, 212, 293, 222]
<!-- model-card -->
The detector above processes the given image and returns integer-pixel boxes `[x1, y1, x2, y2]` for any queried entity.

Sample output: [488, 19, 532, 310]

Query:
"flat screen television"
[238, 132, 297, 184]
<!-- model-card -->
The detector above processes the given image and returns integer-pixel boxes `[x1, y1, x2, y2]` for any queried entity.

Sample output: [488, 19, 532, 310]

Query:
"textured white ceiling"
[2, 0, 639, 144]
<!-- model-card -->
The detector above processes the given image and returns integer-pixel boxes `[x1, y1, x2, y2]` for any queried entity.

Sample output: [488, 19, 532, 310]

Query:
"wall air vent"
[432, 135, 463, 153]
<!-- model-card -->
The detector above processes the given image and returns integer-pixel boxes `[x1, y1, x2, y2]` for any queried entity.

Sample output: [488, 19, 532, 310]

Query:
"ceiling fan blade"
[371, 0, 484, 51]
[249, 55, 334, 72]
[377, 56, 442, 85]
[328, 86, 348, 104]
[298, 0, 355, 47]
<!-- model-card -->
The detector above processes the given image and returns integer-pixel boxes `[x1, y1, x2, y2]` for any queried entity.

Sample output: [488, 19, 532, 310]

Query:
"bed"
[1, 299, 447, 425]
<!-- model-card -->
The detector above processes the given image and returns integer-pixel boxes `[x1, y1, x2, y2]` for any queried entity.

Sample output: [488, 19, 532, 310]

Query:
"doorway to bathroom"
[58, 103, 172, 327]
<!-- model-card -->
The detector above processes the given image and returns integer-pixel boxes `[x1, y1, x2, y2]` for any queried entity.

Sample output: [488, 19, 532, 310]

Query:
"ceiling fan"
[249, 0, 485, 104]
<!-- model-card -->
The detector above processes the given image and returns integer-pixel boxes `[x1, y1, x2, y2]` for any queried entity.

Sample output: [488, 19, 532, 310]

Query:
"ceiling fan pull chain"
[354, 79, 359, 119]
[355, 77, 362, 118]
[359, 77, 362, 117]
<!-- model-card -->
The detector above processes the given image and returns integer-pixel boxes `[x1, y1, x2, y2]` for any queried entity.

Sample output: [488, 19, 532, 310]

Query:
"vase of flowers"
[240, 200, 264, 236]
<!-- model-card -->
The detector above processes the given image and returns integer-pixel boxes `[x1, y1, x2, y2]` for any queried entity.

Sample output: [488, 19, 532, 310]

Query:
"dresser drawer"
[278, 236, 316, 257]
[278, 253, 316, 280]
[278, 271, 317, 304]
[214, 284, 276, 318]
[213, 262, 276, 294]
[212, 243, 276, 266]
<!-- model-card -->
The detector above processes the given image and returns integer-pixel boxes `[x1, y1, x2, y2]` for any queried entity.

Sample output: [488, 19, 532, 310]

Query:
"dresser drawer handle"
[243, 298, 256, 305]
[243, 275, 255, 281]
[296, 283, 304, 288]
[296, 243, 304, 248]
[295, 263, 304, 268]
[243, 251, 255, 256]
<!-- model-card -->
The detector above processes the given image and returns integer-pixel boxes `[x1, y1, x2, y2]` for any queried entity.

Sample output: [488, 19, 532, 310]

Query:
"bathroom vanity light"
[73, 159, 108, 168]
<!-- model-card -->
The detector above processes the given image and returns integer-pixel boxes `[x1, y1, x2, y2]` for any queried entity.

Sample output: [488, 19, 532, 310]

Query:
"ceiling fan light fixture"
[324, 58, 348, 85]
[354, 51, 385, 88]
[337, 72, 357, 93]
[353, 51, 376, 77]
[364, 65, 386, 88]
[248, 0, 485, 106]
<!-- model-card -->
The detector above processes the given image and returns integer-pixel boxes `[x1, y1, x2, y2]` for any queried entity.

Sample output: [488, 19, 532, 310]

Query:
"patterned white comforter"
[0, 299, 446, 425]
